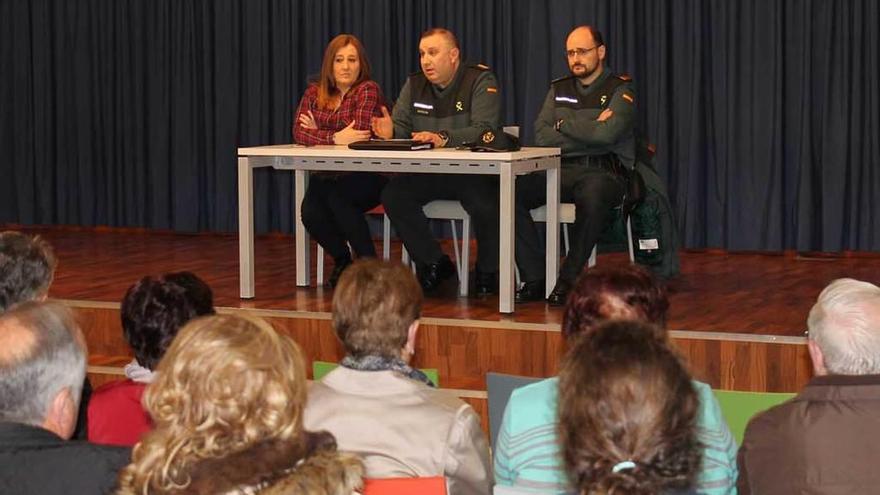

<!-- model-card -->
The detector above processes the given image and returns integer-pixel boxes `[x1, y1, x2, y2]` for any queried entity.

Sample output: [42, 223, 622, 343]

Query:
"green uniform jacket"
[534, 69, 636, 167]
[391, 64, 502, 148]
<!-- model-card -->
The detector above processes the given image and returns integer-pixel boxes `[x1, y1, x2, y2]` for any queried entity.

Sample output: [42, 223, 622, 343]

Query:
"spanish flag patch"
[487, 87, 498, 93]
[621, 92, 634, 104]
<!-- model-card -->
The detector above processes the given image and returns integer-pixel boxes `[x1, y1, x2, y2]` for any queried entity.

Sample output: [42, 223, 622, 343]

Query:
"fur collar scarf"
[183, 431, 363, 495]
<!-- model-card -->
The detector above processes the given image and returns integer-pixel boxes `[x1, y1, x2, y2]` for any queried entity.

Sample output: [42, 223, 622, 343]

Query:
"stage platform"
[8, 225, 879, 428]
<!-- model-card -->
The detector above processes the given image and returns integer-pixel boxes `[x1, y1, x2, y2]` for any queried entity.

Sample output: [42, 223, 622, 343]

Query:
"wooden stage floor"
[12, 225, 879, 338]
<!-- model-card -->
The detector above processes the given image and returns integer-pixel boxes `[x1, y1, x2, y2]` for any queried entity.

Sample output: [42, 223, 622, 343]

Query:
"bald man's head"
[566, 25, 606, 83]
[0, 302, 86, 436]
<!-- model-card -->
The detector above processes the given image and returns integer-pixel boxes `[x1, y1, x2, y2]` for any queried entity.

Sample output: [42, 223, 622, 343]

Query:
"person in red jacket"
[87, 272, 214, 446]
[293, 34, 388, 288]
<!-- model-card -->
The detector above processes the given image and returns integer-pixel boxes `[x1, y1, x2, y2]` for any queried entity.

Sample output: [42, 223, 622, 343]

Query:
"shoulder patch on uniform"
[472, 63, 490, 71]
[551, 75, 574, 85]
[617, 73, 633, 82]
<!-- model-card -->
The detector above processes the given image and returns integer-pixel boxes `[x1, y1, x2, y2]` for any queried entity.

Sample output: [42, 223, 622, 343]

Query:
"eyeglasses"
[566, 46, 600, 58]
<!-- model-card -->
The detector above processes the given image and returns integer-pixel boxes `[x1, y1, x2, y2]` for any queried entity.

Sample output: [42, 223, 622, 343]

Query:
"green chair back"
[312, 361, 440, 387]
[713, 389, 796, 445]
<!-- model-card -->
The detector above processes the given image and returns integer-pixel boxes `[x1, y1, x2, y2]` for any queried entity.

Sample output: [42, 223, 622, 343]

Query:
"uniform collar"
[432, 63, 465, 95]
[577, 67, 612, 93]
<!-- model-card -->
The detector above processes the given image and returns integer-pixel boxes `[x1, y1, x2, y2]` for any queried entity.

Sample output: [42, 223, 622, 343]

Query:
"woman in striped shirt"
[294, 34, 388, 287]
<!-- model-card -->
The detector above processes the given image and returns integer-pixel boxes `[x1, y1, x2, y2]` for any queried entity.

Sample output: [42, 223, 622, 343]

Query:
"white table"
[237, 144, 561, 313]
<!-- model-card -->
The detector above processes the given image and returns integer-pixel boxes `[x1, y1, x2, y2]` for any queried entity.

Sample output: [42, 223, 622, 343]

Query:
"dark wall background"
[2, 0, 878, 251]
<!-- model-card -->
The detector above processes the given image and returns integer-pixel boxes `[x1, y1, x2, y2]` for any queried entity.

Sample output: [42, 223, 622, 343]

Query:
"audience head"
[121, 271, 215, 371]
[558, 320, 700, 495]
[0, 302, 86, 440]
[318, 33, 372, 109]
[332, 259, 423, 362]
[566, 25, 606, 82]
[562, 265, 669, 341]
[419, 27, 461, 87]
[0, 231, 57, 313]
[806, 278, 880, 376]
[119, 314, 308, 493]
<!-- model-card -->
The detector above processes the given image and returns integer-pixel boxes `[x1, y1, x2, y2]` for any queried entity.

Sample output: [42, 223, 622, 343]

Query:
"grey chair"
[486, 372, 542, 451]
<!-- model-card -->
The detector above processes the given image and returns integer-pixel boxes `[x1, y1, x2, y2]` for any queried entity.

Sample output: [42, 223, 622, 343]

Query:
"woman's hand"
[333, 121, 371, 145]
[298, 111, 318, 130]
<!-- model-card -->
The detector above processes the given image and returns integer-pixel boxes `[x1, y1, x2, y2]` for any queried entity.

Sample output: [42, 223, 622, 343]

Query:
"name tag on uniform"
[555, 96, 578, 103]
[413, 101, 434, 115]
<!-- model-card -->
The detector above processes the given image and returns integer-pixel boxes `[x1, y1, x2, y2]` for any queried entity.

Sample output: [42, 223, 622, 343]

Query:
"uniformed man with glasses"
[514, 25, 637, 305]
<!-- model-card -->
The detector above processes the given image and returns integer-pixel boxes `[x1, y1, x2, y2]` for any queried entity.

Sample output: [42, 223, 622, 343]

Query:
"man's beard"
[570, 63, 597, 79]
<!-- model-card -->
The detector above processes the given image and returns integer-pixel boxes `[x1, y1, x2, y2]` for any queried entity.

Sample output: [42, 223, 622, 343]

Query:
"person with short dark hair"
[0, 231, 57, 313]
[495, 265, 737, 494]
[295, 34, 390, 288]
[304, 259, 492, 495]
[558, 320, 701, 495]
[738, 278, 880, 494]
[86, 272, 214, 446]
[514, 25, 637, 305]
[0, 302, 130, 494]
[373, 27, 503, 296]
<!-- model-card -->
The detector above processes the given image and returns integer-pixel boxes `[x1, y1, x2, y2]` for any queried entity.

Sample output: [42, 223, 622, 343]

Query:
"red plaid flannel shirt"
[293, 80, 385, 145]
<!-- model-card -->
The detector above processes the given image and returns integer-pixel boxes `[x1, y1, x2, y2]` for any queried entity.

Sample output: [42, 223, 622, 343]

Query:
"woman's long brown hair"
[316, 34, 372, 110]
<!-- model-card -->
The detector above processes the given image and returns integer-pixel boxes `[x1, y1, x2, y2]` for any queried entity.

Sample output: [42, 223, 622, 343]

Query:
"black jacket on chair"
[0, 421, 130, 494]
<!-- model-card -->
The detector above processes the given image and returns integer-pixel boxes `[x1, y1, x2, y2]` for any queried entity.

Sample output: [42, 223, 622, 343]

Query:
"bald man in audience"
[0, 231, 91, 439]
[738, 278, 880, 494]
[0, 302, 129, 494]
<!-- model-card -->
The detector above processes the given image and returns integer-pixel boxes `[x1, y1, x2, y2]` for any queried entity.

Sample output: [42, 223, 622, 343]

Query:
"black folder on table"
[348, 139, 434, 151]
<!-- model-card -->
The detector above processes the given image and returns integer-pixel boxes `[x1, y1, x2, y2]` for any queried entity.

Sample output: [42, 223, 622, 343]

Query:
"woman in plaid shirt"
[294, 34, 388, 288]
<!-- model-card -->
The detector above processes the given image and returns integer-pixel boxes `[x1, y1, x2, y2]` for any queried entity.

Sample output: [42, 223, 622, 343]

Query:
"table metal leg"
[545, 163, 561, 296]
[294, 169, 310, 286]
[238, 157, 255, 298]
[499, 164, 515, 313]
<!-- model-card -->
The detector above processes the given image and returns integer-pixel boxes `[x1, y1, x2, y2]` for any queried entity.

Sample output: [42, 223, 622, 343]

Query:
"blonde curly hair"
[116, 314, 308, 494]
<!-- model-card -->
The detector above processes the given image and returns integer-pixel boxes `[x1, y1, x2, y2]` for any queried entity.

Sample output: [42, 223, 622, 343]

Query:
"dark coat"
[737, 374, 880, 494]
[0, 421, 130, 494]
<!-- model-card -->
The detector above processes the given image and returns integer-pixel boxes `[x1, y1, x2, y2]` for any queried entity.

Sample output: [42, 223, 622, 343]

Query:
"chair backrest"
[312, 361, 441, 387]
[362, 476, 447, 495]
[486, 372, 543, 450]
[713, 389, 796, 445]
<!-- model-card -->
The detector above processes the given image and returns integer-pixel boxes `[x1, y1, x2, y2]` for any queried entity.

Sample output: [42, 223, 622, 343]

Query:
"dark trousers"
[301, 172, 389, 260]
[382, 174, 499, 272]
[515, 164, 625, 283]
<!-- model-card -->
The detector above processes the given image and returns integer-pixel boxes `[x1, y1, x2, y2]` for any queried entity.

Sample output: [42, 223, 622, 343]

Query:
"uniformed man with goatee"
[373, 28, 502, 296]
[514, 25, 637, 305]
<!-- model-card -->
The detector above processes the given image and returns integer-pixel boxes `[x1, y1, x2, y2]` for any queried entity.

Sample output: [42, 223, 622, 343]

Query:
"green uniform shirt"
[534, 69, 636, 167]
[391, 64, 502, 148]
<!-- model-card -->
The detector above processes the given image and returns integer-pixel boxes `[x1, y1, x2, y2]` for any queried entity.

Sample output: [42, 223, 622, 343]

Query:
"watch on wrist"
[437, 130, 450, 147]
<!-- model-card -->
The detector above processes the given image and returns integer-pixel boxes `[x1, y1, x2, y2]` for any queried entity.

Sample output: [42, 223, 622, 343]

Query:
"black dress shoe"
[418, 255, 456, 293]
[327, 256, 353, 289]
[475, 270, 499, 296]
[547, 279, 573, 306]
[515, 279, 546, 303]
